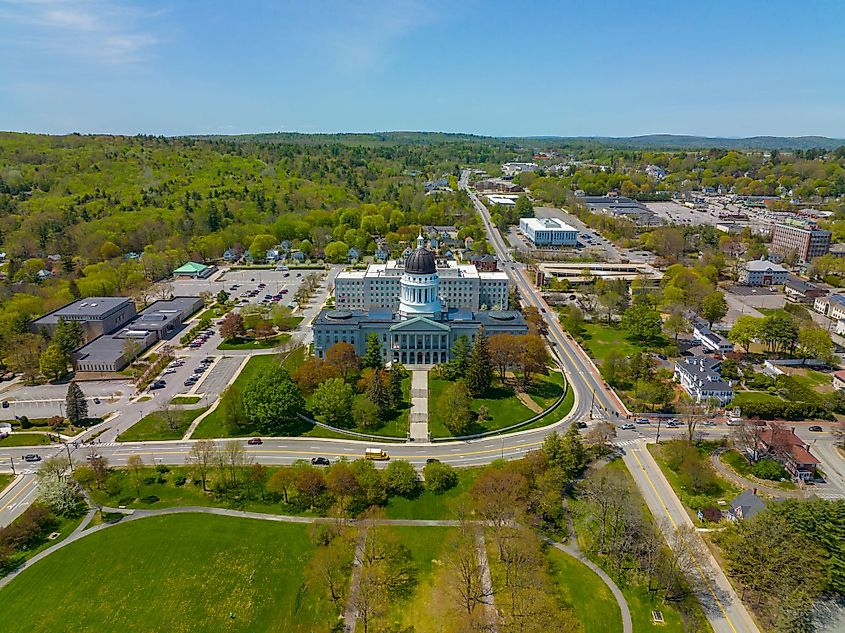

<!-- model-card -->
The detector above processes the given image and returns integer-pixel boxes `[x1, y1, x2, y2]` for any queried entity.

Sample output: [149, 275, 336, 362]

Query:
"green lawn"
[384, 467, 478, 520]
[217, 333, 291, 350]
[732, 390, 782, 408]
[578, 322, 662, 364]
[377, 526, 457, 633]
[0, 433, 52, 447]
[428, 377, 535, 438]
[276, 316, 304, 331]
[117, 408, 208, 442]
[520, 383, 575, 432]
[0, 473, 12, 491]
[170, 395, 202, 405]
[0, 514, 339, 633]
[788, 368, 834, 392]
[720, 449, 796, 490]
[547, 547, 622, 633]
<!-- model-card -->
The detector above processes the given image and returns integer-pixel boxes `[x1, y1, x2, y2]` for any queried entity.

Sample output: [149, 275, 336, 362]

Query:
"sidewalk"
[409, 370, 429, 441]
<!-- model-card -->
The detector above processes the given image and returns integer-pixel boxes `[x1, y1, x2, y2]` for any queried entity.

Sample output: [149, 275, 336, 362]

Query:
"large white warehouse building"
[519, 217, 578, 247]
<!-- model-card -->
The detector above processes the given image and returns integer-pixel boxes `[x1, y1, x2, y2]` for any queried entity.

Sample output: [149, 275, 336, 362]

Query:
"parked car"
[1, 400, 8, 408]
[576, 421, 588, 429]
[23, 454, 41, 462]
[93, 397, 101, 405]
[85, 453, 102, 461]
[311, 457, 331, 466]
[163, 368, 176, 375]
[809, 425, 823, 432]
[247, 437, 263, 445]
[149, 381, 166, 390]
[184, 379, 197, 387]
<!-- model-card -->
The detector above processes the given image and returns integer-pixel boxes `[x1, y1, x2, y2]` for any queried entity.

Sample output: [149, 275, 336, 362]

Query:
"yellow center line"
[0, 477, 35, 514]
[630, 447, 740, 633]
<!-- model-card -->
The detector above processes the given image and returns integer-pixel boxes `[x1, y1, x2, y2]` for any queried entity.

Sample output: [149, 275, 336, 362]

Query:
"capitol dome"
[405, 245, 436, 274]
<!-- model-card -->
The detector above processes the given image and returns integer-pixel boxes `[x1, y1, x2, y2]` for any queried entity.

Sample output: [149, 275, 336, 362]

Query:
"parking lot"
[508, 206, 623, 262]
[172, 268, 312, 310]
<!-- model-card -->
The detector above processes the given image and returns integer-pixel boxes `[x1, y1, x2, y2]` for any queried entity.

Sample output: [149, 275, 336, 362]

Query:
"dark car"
[311, 457, 330, 466]
[809, 425, 823, 432]
[23, 453, 41, 462]
[576, 421, 587, 429]
[247, 437, 263, 445]
[184, 379, 197, 386]
[149, 381, 166, 390]
[425, 458, 440, 464]
[1, 400, 8, 408]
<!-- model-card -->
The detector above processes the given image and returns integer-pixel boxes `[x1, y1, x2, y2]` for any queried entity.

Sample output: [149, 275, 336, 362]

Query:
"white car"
[163, 368, 176, 375]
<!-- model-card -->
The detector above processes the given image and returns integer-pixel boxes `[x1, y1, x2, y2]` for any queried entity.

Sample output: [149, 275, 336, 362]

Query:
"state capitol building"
[313, 235, 527, 366]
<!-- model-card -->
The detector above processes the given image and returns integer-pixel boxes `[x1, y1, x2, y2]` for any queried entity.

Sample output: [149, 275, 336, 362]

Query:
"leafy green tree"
[728, 315, 763, 352]
[601, 349, 630, 388]
[324, 241, 349, 263]
[797, 325, 834, 363]
[543, 427, 586, 479]
[361, 332, 383, 370]
[762, 312, 799, 353]
[311, 377, 354, 428]
[249, 234, 277, 261]
[219, 385, 248, 432]
[52, 318, 84, 356]
[621, 303, 663, 343]
[700, 291, 728, 327]
[465, 329, 493, 397]
[423, 461, 458, 493]
[353, 397, 380, 430]
[663, 308, 689, 344]
[445, 335, 472, 379]
[389, 363, 405, 409]
[39, 344, 69, 382]
[216, 290, 229, 304]
[384, 460, 420, 498]
[242, 365, 305, 432]
[514, 195, 533, 216]
[65, 381, 88, 424]
[436, 381, 473, 436]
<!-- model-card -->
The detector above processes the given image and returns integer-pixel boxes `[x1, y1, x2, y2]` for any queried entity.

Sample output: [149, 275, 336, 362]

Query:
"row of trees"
[729, 310, 834, 361]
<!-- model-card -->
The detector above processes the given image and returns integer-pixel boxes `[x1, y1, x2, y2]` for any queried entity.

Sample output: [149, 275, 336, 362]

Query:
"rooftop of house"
[744, 259, 788, 273]
[676, 356, 733, 391]
[784, 275, 822, 293]
[730, 490, 766, 520]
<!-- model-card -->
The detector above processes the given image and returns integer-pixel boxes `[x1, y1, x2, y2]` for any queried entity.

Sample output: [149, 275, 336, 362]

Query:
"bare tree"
[159, 405, 178, 432]
[187, 439, 215, 491]
[126, 454, 145, 499]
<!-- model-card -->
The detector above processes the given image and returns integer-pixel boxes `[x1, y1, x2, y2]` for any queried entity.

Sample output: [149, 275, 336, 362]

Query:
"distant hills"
[532, 134, 845, 150]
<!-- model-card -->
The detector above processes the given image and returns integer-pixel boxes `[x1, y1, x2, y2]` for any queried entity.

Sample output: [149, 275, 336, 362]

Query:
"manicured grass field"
[732, 390, 782, 408]
[547, 547, 622, 633]
[0, 514, 338, 633]
[170, 395, 202, 405]
[0, 433, 51, 447]
[579, 322, 656, 364]
[520, 383, 574, 431]
[787, 368, 834, 392]
[377, 526, 457, 633]
[428, 377, 535, 438]
[217, 333, 291, 350]
[384, 467, 478, 520]
[0, 473, 12, 491]
[117, 408, 208, 442]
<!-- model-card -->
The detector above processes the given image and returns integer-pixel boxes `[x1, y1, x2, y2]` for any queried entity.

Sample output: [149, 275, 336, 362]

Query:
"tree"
[325, 342, 359, 381]
[293, 466, 326, 509]
[361, 332, 383, 370]
[601, 349, 630, 388]
[121, 337, 142, 366]
[465, 329, 493, 397]
[446, 335, 472, 379]
[218, 385, 247, 433]
[323, 241, 349, 263]
[126, 454, 145, 499]
[663, 308, 689, 344]
[292, 357, 339, 395]
[635, 378, 674, 412]
[39, 344, 68, 382]
[388, 363, 405, 409]
[423, 460, 458, 493]
[597, 289, 625, 324]
[384, 460, 420, 498]
[436, 381, 474, 436]
[6, 333, 46, 383]
[242, 365, 305, 432]
[544, 427, 586, 479]
[517, 333, 549, 384]
[65, 381, 88, 424]
[366, 369, 391, 418]
[489, 333, 520, 379]
[36, 471, 81, 517]
[268, 468, 294, 504]
[728, 315, 763, 352]
[621, 303, 663, 343]
[700, 291, 728, 327]
[515, 195, 533, 216]
[585, 421, 616, 454]
[353, 397, 380, 430]
[762, 312, 799, 353]
[311, 377, 354, 427]
[326, 463, 361, 514]
[219, 312, 246, 341]
[254, 320, 274, 339]
[187, 439, 215, 491]
[797, 324, 834, 364]
[52, 318, 84, 356]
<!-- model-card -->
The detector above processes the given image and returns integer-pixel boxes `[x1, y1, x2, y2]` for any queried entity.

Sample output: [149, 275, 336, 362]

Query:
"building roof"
[832, 370, 845, 382]
[520, 217, 577, 232]
[730, 490, 766, 520]
[405, 246, 437, 275]
[759, 427, 820, 465]
[676, 356, 733, 391]
[744, 259, 788, 273]
[173, 261, 210, 274]
[784, 275, 821, 294]
[32, 297, 133, 325]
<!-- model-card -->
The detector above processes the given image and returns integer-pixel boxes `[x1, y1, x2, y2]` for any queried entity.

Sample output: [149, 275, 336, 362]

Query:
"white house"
[738, 259, 788, 286]
[674, 356, 734, 406]
[691, 317, 734, 354]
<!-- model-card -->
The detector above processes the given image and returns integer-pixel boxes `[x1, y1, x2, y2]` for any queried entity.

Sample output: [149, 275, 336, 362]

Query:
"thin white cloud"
[0, 0, 160, 64]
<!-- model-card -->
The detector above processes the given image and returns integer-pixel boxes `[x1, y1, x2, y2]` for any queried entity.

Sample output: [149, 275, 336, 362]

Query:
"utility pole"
[9, 456, 15, 475]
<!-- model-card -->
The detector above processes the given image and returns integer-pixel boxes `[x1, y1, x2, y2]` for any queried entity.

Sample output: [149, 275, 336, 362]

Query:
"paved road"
[0, 473, 40, 527]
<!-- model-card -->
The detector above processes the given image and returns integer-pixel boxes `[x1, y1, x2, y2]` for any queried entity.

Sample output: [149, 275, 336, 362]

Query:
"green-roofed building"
[173, 261, 216, 279]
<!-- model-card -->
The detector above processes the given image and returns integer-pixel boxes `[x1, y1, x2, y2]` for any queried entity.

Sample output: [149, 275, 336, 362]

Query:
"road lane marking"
[630, 447, 740, 633]
[0, 477, 36, 514]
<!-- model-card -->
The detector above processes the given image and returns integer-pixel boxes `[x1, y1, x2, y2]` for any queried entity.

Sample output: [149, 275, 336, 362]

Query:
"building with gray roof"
[674, 355, 734, 406]
[30, 297, 136, 341]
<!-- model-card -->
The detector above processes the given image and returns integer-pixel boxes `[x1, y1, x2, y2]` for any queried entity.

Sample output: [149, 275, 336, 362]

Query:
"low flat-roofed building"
[814, 293, 845, 320]
[783, 276, 826, 303]
[519, 217, 578, 247]
[30, 297, 136, 342]
[579, 196, 663, 227]
[538, 261, 662, 285]
[487, 194, 517, 207]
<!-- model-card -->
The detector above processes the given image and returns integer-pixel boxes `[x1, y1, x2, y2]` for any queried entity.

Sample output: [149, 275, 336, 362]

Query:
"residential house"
[727, 490, 766, 521]
[757, 426, 819, 481]
[222, 248, 239, 262]
[464, 236, 475, 250]
[783, 276, 826, 303]
[832, 370, 845, 391]
[347, 247, 360, 262]
[814, 293, 845, 320]
[691, 317, 734, 354]
[674, 356, 734, 405]
[374, 246, 389, 262]
[738, 259, 789, 286]
[265, 248, 281, 263]
[291, 250, 305, 263]
[37, 269, 53, 280]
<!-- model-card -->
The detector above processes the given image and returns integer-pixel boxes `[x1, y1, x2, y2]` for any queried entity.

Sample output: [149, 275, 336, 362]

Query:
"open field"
[170, 395, 202, 405]
[732, 390, 782, 408]
[117, 408, 208, 442]
[217, 333, 291, 350]
[0, 433, 51, 447]
[578, 322, 663, 364]
[0, 474, 12, 491]
[548, 547, 621, 633]
[383, 467, 478, 520]
[0, 514, 338, 633]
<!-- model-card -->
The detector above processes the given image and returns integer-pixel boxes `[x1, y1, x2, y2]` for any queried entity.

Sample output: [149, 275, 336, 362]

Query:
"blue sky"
[1, 0, 844, 137]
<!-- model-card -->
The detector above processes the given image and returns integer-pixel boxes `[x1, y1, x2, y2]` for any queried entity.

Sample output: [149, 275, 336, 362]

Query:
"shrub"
[384, 460, 420, 498]
[140, 496, 160, 504]
[118, 497, 135, 506]
[17, 416, 32, 429]
[423, 461, 458, 494]
[751, 458, 789, 481]
[155, 464, 170, 474]
[173, 474, 187, 486]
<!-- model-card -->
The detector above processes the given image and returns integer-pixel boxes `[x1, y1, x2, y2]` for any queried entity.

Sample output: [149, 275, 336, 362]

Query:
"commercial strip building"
[738, 259, 789, 286]
[486, 195, 517, 207]
[334, 248, 509, 312]
[70, 297, 203, 372]
[578, 195, 663, 227]
[501, 162, 538, 176]
[519, 217, 578, 247]
[769, 220, 831, 263]
[674, 356, 734, 406]
[315, 236, 526, 366]
[30, 297, 136, 342]
[537, 261, 662, 286]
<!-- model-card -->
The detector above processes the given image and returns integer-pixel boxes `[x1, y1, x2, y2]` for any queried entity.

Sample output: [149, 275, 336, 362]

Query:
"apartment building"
[770, 221, 831, 263]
